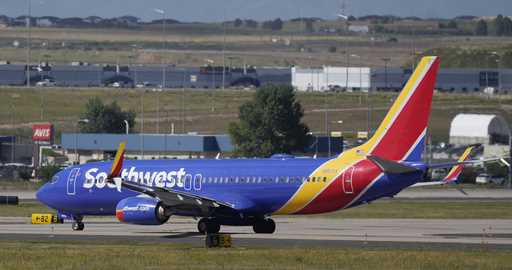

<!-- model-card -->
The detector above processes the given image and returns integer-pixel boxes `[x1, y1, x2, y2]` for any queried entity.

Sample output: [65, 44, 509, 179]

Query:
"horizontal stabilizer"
[367, 155, 420, 174]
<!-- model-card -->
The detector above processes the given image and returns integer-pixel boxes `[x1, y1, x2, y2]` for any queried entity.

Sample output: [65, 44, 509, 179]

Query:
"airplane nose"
[36, 183, 51, 206]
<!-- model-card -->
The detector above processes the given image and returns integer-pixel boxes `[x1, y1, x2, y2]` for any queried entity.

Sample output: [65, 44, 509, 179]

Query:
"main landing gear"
[72, 216, 84, 231]
[196, 217, 276, 234]
[197, 218, 220, 234]
[252, 219, 276, 234]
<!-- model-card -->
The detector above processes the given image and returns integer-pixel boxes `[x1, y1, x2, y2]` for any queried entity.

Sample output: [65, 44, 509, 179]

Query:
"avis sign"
[32, 123, 53, 144]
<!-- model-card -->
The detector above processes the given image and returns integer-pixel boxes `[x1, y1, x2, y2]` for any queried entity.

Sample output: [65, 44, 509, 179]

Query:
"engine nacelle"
[115, 196, 170, 225]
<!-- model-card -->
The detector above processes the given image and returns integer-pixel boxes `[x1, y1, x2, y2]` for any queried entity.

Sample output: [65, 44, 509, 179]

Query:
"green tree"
[263, 18, 284, 31]
[503, 17, 512, 36]
[305, 19, 315, 32]
[228, 85, 310, 157]
[39, 164, 61, 182]
[495, 14, 505, 36]
[80, 97, 136, 134]
[234, 18, 243, 27]
[447, 20, 458, 29]
[244, 19, 258, 28]
[474, 19, 488, 36]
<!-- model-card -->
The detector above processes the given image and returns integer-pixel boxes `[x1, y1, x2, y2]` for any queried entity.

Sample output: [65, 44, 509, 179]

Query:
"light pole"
[350, 54, 362, 91]
[123, 120, 129, 135]
[496, 59, 501, 93]
[351, 54, 369, 134]
[221, 8, 226, 91]
[74, 119, 89, 164]
[10, 104, 15, 163]
[507, 122, 512, 189]
[154, 8, 166, 90]
[307, 132, 319, 157]
[382, 58, 390, 90]
[205, 58, 215, 112]
[182, 68, 186, 133]
[26, 0, 32, 88]
[329, 120, 343, 158]
[140, 91, 144, 160]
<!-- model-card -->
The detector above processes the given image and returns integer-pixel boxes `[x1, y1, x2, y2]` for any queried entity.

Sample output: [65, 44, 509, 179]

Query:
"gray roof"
[61, 133, 234, 152]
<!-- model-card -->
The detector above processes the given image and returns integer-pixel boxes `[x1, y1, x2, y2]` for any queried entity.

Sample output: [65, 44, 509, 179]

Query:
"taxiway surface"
[1, 217, 511, 250]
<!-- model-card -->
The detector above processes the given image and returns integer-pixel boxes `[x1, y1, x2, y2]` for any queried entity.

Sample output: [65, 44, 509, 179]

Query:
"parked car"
[36, 79, 56, 87]
[476, 173, 491, 184]
[431, 168, 447, 181]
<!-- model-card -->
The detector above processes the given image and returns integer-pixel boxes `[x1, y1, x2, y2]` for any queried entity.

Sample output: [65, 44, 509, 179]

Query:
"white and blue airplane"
[36, 56, 477, 234]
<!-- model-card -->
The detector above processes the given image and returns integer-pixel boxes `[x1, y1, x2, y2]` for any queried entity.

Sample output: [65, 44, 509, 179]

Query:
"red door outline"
[342, 167, 355, 194]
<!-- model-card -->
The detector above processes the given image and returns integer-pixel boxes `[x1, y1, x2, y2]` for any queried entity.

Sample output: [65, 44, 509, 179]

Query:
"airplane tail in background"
[360, 56, 440, 162]
[442, 145, 476, 183]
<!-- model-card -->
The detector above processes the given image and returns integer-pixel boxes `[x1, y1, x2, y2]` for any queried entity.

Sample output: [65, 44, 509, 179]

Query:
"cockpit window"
[50, 176, 59, 184]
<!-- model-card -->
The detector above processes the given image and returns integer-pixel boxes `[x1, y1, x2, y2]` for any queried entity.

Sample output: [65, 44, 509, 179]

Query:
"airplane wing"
[117, 180, 235, 215]
[106, 142, 237, 216]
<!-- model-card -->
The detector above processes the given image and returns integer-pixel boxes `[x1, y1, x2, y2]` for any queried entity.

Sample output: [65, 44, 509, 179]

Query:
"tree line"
[475, 15, 512, 36]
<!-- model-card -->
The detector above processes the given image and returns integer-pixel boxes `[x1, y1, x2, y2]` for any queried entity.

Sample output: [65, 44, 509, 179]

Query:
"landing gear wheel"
[197, 218, 221, 234]
[72, 222, 84, 231]
[253, 218, 276, 234]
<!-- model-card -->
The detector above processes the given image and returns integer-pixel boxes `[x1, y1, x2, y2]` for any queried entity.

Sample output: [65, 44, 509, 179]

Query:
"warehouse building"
[449, 114, 510, 158]
[60, 133, 343, 164]
[449, 114, 509, 145]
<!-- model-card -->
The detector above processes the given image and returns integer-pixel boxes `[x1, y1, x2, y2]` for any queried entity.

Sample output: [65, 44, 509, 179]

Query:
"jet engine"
[115, 196, 170, 225]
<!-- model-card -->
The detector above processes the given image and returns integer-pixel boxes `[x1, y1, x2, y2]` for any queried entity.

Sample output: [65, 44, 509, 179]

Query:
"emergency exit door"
[342, 167, 355, 194]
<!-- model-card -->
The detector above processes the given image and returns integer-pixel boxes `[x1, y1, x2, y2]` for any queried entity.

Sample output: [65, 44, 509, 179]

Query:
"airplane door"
[184, 174, 193, 191]
[67, 168, 80, 195]
[193, 174, 202, 191]
[342, 167, 355, 194]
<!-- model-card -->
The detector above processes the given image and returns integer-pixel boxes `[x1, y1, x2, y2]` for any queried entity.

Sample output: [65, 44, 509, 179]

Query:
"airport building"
[449, 114, 510, 158]
[59, 133, 343, 164]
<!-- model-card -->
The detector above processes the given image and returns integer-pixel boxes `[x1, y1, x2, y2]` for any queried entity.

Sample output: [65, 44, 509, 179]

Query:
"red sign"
[32, 123, 53, 144]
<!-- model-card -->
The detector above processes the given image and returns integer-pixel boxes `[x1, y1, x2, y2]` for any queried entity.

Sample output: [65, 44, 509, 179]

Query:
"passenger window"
[323, 177, 327, 182]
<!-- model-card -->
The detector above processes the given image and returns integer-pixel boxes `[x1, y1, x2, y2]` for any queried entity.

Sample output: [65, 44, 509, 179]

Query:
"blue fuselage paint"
[36, 158, 427, 218]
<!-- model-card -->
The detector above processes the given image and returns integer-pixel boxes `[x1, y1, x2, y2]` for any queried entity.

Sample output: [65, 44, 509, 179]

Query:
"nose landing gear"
[71, 216, 84, 231]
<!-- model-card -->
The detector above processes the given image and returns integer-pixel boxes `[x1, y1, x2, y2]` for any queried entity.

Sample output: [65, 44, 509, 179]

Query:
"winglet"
[109, 142, 126, 179]
[442, 145, 476, 184]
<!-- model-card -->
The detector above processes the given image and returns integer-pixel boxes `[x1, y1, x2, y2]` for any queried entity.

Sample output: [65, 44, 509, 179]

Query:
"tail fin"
[109, 142, 126, 179]
[442, 145, 475, 183]
[361, 56, 440, 162]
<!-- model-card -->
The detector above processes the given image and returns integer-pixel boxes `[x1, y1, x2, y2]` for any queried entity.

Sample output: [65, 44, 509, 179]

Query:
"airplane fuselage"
[37, 157, 425, 217]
